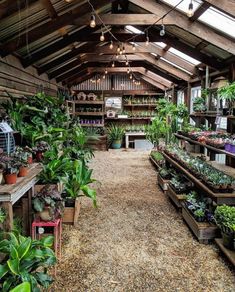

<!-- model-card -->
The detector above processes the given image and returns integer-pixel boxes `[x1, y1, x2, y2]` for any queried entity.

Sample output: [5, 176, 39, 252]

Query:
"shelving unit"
[215, 238, 235, 267]
[66, 99, 104, 128]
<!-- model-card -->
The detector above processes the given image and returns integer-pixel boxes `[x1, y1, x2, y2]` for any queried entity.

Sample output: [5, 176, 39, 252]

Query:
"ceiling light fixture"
[132, 43, 136, 51]
[105, 69, 108, 74]
[145, 31, 149, 46]
[130, 73, 133, 79]
[109, 40, 113, 50]
[127, 68, 130, 74]
[112, 61, 115, 67]
[126, 60, 129, 66]
[187, 0, 194, 17]
[160, 20, 165, 37]
[117, 44, 121, 53]
[100, 31, 105, 42]
[90, 14, 96, 28]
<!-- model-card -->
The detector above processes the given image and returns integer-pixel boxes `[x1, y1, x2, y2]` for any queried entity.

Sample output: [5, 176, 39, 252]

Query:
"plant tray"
[182, 205, 219, 244]
[157, 173, 169, 191]
[215, 238, 235, 267]
[62, 198, 81, 226]
[149, 156, 163, 170]
[166, 184, 186, 209]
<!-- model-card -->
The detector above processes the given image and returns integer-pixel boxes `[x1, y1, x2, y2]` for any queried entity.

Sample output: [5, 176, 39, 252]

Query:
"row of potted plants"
[165, 145, 235, 192]
[123, 96, 157, 105]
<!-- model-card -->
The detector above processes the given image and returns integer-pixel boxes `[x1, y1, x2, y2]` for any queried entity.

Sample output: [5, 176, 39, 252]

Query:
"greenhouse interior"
[0, 0, 235, 291]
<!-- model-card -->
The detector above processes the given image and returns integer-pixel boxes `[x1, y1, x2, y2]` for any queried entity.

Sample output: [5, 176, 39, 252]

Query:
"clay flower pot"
[27, 156, 33, 164]
[4, 173, 17, 184]
[18, 166, 29, 177]
[36, 151, 43, 162]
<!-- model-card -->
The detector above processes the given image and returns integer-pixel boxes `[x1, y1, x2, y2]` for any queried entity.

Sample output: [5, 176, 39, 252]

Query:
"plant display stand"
[182, 205, 219, 244]
[149, 156, 162, 170]
[166, 184, 185, 209]
[215, 238, 235, 267]
[157, 173, 169, 191]
[0, 164, 42, 233]
[63, 198, 81, 226]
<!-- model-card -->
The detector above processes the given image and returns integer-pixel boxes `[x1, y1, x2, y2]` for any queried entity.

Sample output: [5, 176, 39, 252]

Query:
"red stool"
[32, 218, 62, 260]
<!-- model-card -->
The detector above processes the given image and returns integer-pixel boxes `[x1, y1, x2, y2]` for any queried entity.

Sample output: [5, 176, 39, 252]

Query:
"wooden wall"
[0, 55, 64, 100]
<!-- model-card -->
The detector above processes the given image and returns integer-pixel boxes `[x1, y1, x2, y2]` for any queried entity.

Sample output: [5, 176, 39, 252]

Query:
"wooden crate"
[166, 184, 185, 209]
[86, 135, 107, 151]
[63, 198, 81, 226]
[157, 173, 169, 191]
[182, 205, 219, 244]
[215, 238, 235, 267]
[149, 156, 162, 170]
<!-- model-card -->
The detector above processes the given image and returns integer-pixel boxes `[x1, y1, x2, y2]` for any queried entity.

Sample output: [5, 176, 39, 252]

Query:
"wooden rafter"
[0, 0, 112, 57]
[67, 72, 96, 87]
[190, 2, 211, 21]
[39, 0, 57, 19]
[0, 0, 38, 19]
[129, 0, 235, 54]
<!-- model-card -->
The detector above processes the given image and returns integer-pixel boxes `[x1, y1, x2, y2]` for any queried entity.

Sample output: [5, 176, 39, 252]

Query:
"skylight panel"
[160, 57, 193, 75]
[169, 47, 200, 65]
[199, 7, 235, 38]
[153, 42, 167, 48]
[125, 25, 144, 34]
[160, 0, 202, 14]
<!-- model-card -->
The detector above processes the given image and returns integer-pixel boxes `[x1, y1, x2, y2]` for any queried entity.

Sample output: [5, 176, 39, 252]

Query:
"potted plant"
[214, 205, 235, 250]
[217, 82, 235, 116]
[32, 184, 64, 221]
[32, 141, 50, 162]
[107, 124, 125, 149]
[3, 163, 18, 184]
[193, 209, 206, 222]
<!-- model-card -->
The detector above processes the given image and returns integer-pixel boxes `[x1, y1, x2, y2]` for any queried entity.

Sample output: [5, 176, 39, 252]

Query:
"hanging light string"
[87, 0, 185, 83]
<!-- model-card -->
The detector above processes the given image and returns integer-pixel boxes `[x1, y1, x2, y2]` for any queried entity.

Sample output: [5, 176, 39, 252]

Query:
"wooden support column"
[1, 202, 13, 231]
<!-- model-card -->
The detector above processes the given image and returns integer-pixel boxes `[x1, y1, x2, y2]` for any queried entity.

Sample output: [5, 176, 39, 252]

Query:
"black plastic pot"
[222, 108, 229, 116]
[194, 215, 205, 222]
[65, 197, 75, 207]
[222, 231, 235, 250]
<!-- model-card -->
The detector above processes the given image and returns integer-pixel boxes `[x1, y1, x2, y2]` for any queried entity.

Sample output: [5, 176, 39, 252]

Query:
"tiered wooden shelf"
[162, 151, 235, 205]
[165, 184, 185, 209]
[215, 238, 235, 267]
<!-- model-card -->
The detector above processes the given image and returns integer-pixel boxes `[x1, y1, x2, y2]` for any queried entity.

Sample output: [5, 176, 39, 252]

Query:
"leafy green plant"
[145, 117, 169, 147]
[217, 82, 235, 115]
[64, 160, 97, 207]
[193, 96, 207, 112]
[0, 207, 6, 224]
[194, 209, 205, 218]
[0, 232, 56, 291]
[107, 124, 125, 144]
[214, 205, 235, 232]
[10, 282, 31, 292]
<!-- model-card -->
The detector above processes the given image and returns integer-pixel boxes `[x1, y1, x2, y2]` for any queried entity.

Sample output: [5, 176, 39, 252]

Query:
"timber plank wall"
[0, 55, 64, 100]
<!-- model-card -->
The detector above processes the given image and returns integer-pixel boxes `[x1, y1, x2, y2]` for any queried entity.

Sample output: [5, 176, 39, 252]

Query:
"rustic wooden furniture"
[0, 163, 42, 232]
[215, 238, 235, 267]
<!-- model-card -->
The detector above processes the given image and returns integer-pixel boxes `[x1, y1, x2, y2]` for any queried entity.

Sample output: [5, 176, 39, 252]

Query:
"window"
[125, 25, 143, 34]
[153, 42, 167, 49]
[160, 0, 202, 14]
[160, 57, 193, 75]
[169, 48, 200, 65]
[177, 90, 184, 105]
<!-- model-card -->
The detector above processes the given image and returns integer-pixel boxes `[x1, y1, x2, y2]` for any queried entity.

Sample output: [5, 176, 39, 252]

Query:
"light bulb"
[117, 45, 120, 53]
[109, 41, 113, 50]
[103, 75, 106, 79]
[116, 54, 119, 59]
[130, 74, 133, 79]
[119, 49, 123, 55]
[145, 36, 149, 46]
[105, 69, 108, 74]
[133, 79, 135, 83]
[126, 60, 129, 66]
[112, 62, 115, 68]
[90, 14, 96, 28]
[132, 43, 136, 51]
[100, 31, 105, 42]
[127, 68, 130, 74]
[122, 45, 125, 54]
[160, 25, 165, 36]
[187, 1, 194, 17]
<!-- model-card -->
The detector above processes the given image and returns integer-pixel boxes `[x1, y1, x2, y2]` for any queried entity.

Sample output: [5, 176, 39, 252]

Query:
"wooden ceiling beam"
[39, 0, 57, 19]
[203, 0, 235, 18]
[66, 72, 96, 87]
[190, 2, 211, 21]
[0, 0, 38, 19]
[0, 0, 112, 57]
[63, 69, 89, 85]
[130, 0, 235, 54]
[140, 75, 166, 91]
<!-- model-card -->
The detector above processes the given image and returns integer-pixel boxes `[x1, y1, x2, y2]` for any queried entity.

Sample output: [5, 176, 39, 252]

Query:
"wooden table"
[0, 163, 42, 232]
[125, 132, 146, 149]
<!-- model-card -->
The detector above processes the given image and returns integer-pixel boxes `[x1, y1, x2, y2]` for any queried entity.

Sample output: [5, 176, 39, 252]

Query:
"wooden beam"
[141, 75, 166, 91]
[190, 2, 211, 21]
[0, 0, 111, 57]
[48, 58, 83, 79]
[203, 0, 235, 18]
[130, 0, 235, 54]
[66, 72, 96, 86]
[64, 69, 89, 85]
[0, 0, 38, 19]
[40, 0, 57, 19]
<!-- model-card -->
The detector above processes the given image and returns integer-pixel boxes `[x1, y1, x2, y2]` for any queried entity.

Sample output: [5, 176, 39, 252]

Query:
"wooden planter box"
[166, 184, 186, 209]
[86, 135, 107, 151]
[62, 198, 81, 226]
[157, 173, 169, 191]
[149, 156, 163, 170]
[182, 205, 219, 244]
[215, 238, 235, 267]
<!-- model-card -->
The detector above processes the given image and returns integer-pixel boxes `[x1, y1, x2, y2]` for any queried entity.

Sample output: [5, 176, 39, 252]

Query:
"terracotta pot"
[36, 151, 43, 162]
[4, 173, 17, 184]
[27, 156, 33, 164]
[18, 166, 28, 177]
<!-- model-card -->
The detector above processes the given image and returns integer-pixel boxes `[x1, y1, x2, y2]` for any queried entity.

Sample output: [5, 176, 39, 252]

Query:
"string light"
[105, 69, 108, 74]
[109, 40, 113, 49]
[122, 44, 126, 54]
[90, 14, 96, 28]
[160, 19, 165, 36]
[116, 53, 119, 59]
[112, 61, 115, 67]
[126, 60, 129, 66]
[100, 31, 105, 42]
[132, 43, 136, 51]
[187, 0, 194, 17]
[145, 31, 149, 46]
[130, 73, 133, 79]
[117, 44, 121, 53]
[127, 68, 130, 74]
[103, 75, 106, 79]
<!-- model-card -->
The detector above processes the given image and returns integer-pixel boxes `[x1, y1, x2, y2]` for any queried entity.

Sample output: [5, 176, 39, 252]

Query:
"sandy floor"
[51, 150, 235, 292]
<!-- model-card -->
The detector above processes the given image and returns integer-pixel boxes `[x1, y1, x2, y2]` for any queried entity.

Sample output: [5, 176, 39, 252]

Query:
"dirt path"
[52, 150, 235, 292]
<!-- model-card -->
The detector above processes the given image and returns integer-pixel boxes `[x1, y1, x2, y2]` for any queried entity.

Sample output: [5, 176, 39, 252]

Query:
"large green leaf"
[10, 245, 19, 260]
[2, 277, 15, 292]
[7, 259, 19, 275]
[0, 263, 9, 278]
[0, 239, 10, 253]
[18, 237, 32, 259]
[10, 282, 31, 292]
[34, 272, 53, 288]
[40, 236, 54, 248]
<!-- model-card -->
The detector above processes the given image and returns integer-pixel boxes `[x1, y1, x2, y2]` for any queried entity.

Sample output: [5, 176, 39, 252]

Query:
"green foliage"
[10, 282, 31, 292]
[0, 232, 56, 291]
[151, 151, 164, 161]
[107, 124, 125, 143]
[214, 205, 235, 232]
[64, 160, 97, 207]
[0, 208, 6, 224]
[217, 82, 235, 114]
[145, 117, 169, 146]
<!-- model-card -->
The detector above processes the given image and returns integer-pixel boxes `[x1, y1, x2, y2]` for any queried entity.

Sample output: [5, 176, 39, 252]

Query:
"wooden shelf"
[175, 133, 235, 160]
[162, 152, 235, 205]
[123, 104, 157, 107]
[166, 184, 185, 208]
[74, 112, 104, 116]
[81, 123, 104, 127]
[105, 117, 152, 120]
[215, 238, 235, 267]
[68, 100, 104, 105]
[157, 173, 169, 191]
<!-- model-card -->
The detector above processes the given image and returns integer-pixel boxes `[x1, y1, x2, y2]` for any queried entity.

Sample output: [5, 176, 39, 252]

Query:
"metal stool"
[32, 218, 62, 259]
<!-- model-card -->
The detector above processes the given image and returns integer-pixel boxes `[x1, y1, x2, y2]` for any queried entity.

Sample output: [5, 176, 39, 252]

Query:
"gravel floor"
[51, 150, 235, 292]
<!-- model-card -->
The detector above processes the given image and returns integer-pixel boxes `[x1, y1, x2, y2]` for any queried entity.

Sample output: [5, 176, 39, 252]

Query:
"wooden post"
[2, 202, 13, 231]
